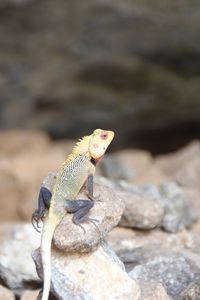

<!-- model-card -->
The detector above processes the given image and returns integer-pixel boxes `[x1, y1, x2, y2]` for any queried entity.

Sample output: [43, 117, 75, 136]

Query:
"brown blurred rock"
[155, 141, 200, 189]
[0, 285, 15, 300]
[0, 130, 50, 155]
[0, 171, 23, 221]
[0, 130, 74, 221]
[32, 243, 141, 300]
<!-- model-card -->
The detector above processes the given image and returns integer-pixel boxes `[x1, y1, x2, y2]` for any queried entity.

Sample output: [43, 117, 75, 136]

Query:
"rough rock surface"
[0, 223, 40, 291]
[0, 285, 15, 300]
[54, 184, 124, 252]
[178, 275, 200, 300]
[138, 281, 170, 300]
[33, 242, 141, 300]
[107, 227, 200, 272]
[158, 182, 198, 232]
[118, 191, 164, 229]
[129, 255, 200, 300]
[109, 179, 198, 233]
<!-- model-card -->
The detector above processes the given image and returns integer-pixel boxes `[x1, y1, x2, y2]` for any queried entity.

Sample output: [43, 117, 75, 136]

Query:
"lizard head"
[89, 129, 114, 162]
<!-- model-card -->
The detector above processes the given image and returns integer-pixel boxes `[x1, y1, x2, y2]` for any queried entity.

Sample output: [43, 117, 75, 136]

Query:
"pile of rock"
[1, 131, 200, 299]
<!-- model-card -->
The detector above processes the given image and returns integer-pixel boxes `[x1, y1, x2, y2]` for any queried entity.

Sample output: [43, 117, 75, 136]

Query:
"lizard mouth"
[93, 155, 103, 165]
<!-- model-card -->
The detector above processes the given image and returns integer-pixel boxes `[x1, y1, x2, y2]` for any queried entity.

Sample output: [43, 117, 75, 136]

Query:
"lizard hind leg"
[32, 187, 52, 232]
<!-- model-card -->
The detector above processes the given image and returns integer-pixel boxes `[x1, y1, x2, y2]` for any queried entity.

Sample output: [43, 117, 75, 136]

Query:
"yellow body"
[41, 129, 114, 300]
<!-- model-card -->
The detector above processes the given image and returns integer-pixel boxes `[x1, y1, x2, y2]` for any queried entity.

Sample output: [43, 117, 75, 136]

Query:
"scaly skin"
[39, 129, 114, 300]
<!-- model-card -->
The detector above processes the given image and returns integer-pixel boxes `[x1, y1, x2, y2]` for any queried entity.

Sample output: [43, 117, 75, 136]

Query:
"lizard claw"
[86, 217, 102, 236]
[87, 193, 101, 202]
[31, 210, 44, 233]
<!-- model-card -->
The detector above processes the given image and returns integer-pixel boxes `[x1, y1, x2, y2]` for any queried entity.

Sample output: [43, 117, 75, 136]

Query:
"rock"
[100, 154, 134, 182]
[53, 183, 124, 252]
[158, 182, 198, 232]
[21, 289, 41, 300]
[155, 140, 200, 197]
[115, 150, 167, 185]
[107, 227, 200, 272]
[155, 140, 200, 187]
[0, 223, 41, 291]
[178, 275, 200, 300]
[0, 285, 15, 300]
[118, 191, 164, 229]
[108, 179, 197, 233]
[21, 290, 57, 300]
[32, 242, 141, 300]
[138, 281, 170, 300]
[0, 130, 50, 155]
[0, 171, 23, 221]
[129, 255, 199, 300]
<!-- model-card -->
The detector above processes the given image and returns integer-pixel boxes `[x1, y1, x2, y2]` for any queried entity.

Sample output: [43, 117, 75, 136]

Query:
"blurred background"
[1, 0, 200, 222]
[1, 0, 200, 154]
[1, 3, 200, 299]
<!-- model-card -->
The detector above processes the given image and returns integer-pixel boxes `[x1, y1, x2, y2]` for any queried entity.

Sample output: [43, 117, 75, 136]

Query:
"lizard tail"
[41, 216, 60, 300]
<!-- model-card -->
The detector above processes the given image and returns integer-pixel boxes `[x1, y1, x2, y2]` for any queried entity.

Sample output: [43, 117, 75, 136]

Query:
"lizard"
[31, 129, 114, 300]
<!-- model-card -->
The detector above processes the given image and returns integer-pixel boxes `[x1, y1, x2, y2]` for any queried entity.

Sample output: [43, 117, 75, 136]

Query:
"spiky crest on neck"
[63, 135, 91, 166]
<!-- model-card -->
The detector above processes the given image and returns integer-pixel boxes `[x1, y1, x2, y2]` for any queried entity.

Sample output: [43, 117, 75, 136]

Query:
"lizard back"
[49, 153, 94, 217]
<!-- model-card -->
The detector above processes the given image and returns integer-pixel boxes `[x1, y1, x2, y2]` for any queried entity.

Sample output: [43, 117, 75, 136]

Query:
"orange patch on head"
[93, 143, 99, 148]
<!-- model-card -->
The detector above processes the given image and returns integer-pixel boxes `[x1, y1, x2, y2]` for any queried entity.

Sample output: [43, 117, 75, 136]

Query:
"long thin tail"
[41, 216, 60, 300]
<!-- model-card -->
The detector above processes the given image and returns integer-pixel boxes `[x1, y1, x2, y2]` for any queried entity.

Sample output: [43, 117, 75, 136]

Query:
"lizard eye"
[100, 132, 108, 140]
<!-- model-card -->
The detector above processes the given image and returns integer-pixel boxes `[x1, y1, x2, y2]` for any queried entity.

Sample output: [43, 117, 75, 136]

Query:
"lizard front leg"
[65, 200, 100, 234]
[32, 187, 52, 232]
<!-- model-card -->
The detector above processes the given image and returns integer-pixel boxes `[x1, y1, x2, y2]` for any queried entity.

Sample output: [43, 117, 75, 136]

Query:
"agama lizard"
[31, 129, 114, 300]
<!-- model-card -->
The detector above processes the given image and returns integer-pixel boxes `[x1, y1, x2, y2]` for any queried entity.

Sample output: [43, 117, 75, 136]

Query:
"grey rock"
[118, 191, 164, 229]
[107, 227, 200, 272]
[178, 275, 200, 300]
[0, 223, 41, 291]
[158, 182, 198, 232]
[115, 180, 198, 233]
[32, 243, 141, 300]
[129, 255, 199, 300]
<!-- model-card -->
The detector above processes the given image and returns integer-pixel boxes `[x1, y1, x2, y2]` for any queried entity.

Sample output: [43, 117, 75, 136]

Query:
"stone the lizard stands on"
[31, 129, 115, 300]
